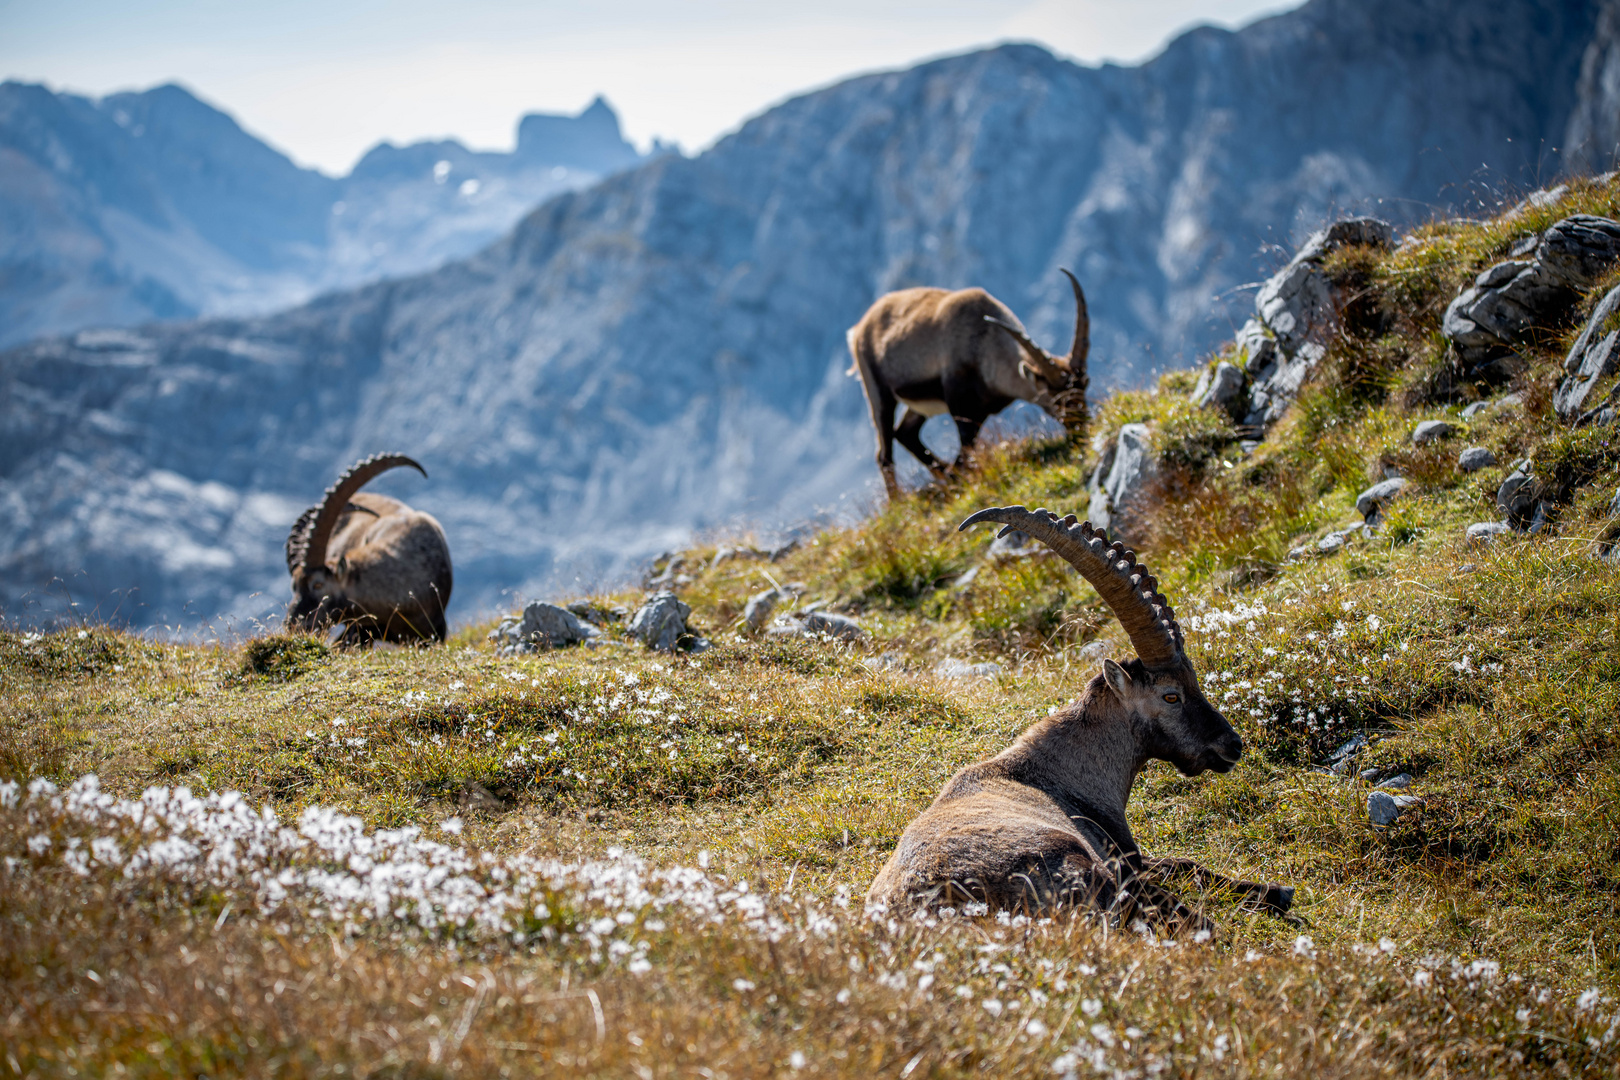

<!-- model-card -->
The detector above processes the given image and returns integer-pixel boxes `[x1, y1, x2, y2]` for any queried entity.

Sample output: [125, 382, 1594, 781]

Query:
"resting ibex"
[847, 271, 1089, 499]
[285, 454, 452, 644]
[867, 505, 1293, 930]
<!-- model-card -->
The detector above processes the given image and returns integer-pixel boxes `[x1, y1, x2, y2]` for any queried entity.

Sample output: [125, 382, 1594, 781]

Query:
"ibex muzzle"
[866, 505, 1291, 930]
[285, 454, 452, 645]
[847, 272, 1090, 500]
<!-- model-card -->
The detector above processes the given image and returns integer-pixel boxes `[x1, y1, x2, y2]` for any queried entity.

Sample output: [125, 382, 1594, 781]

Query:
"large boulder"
[1495, 460, 1543, 530]
[1444, 215, 1620, 381]
[1087, 423, 1157, 540]
[629, 591, 692, 650]
[1244, 219, 1394, 428]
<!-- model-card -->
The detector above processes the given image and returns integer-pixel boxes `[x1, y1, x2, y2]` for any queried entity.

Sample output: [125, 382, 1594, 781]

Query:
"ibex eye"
[1162, 693, 1180, 704]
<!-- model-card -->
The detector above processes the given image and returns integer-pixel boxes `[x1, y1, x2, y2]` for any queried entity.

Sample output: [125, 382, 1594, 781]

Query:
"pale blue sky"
[1, 0, 1296, 174]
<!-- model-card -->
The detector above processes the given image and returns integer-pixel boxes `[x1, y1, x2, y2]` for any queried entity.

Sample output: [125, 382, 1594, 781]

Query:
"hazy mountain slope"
[1566, 0, 1620, 174]
[0, 0, 1601, 631]
[0, 84, 644, 346]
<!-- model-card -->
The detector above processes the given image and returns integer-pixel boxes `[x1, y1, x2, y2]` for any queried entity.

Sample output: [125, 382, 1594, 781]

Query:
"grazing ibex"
[867, 505, 1293, 930]
[847, 271, 1089, 500]
[285, 454, 452, 645]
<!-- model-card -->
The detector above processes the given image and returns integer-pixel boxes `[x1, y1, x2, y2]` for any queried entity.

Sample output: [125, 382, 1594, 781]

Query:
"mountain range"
[0, 0, 1609, 632]
[0, 83, 644, 348]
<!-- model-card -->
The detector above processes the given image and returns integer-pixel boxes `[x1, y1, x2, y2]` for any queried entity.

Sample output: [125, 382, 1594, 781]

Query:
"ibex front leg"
[1142, 855, 1295, 915]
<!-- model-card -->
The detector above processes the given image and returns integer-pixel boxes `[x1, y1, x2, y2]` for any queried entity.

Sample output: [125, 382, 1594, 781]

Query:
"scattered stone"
[1458, 563, 1477, 573]
[743, 588, 784, 632]
[952, 566, 980, 590]
[1466, 522, 1511, 543]
[1367, 791, 1420, 826]
[1317, 532, 1346, 555]
[801, 611, 865, 641]
[1376, 773, 1414, 790]
[1495, 461, 1541, 529]
[567, 601, 614, 626]
[628, 591, 692, 651]
[1355, 478, 1406, 523]
[490, 601, 599, 655]
[988, 529, 1047, 560]
[1556, 282, 1620, 421]
[1461, 401, 1490, 420]
[1411, 419, 1457, 445]
[935, 658, 1004, 681]
[1328, 733, 1368, 774]
[767, 539, 801, 562]
[1457, 446, 1496, 472]
[1193, 360, 1247, 420]
[1076, 640, 1112, 663]
[1087, 423, 1157, 541]
[1359, 767, 1381, 783]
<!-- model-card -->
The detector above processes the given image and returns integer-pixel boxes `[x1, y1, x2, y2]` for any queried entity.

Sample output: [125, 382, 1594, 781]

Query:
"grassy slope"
[4, 182, 1620, 1077]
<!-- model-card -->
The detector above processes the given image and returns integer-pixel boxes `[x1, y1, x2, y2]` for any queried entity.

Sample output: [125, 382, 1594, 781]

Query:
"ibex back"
[867, 506, 1293, 931]
[285, 454, 452, 645]
[846, 272, 1089, 500]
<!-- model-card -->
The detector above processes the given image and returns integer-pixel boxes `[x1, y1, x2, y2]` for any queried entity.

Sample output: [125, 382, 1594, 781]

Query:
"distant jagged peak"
[516, 94, 641, 172]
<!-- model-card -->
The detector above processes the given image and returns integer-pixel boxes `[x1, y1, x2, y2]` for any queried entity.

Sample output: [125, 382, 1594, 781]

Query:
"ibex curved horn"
[960, 505, 1182, 668]
[1061, 267, 1089, 375]
[983, 315, 1066, 384]
[293, 453, 427, 575]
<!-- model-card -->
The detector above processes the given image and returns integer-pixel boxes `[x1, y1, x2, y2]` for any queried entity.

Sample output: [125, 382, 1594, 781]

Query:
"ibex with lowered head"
[867, 505, 1293, 931]
[847, 271, 1089, 500]
[285, 454, 453, 644]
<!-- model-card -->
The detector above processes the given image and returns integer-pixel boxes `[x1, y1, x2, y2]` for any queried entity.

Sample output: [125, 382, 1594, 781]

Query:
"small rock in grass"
[1360, 767, 1381, 782]
[1328, 733, 1368, 773]
[1412, 419, 1458, 445]
[743, 588, 783, 631]
[1356, 478, 1406, 522]
[629, 591, 692, 651]
[1318, 532, 1346, 555]
[1461, 401, 1490, 420]
[935, 658, 1003, 681]
[1457, 446, 1496, 472]
[1368, 790, 1420, 826]
[802, 611, 865, 640]
[1466, 522, 1511, 543]
[1377, 773, 1414, 790]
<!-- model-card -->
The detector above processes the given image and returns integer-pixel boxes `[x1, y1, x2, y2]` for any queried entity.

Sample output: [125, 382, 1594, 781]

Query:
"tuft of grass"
[236, 633, 330, 683]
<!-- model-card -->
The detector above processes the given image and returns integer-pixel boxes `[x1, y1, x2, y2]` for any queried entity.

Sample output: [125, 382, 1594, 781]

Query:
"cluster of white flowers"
[1183, 601, 1270, 637]
[1, 775, 792, 970]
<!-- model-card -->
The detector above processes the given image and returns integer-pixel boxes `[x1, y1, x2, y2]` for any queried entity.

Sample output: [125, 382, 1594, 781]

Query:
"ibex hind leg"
[894, 408, 948, 476]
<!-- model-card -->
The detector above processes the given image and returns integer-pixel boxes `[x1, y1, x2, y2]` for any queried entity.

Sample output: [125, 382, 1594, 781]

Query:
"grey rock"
[935, 658, 1004, 681]
[1328, 733, 1369, 773]
[1356, 478, 1407, 522]
[1466, 521, 1511, 543]
[628, 591, 692, 651]
[1367, 790, 1420, 826]
[567, 600, 609, 625]
[1412, 419, 1458, 445]
[1194, 360, 1247, 420]
[1377, 772, 1414, 790]
[1609, 487, 1620, 518]
[1076, 640, 1112, 663]
[1444, 215, 1620, 375]
[1286, 544, 1315, 562]
[1555, 283, 1620, 419]
[1461, 401, 1491, 420]
[987, 529, 1045, 560]
[489, 600, 600, 654]
[742, 588, 784, 631]
[1088, 423, 1157, 540]
[1457, 446, 1497, 472]
[952, 566, 980, 589]
[801, 610, 865, 640]
[1359, 767, 1382, 782]
[1495, 461, 1541, 528]
[1232, 319, 1278, 375]
[1317, 532, 1347, 555]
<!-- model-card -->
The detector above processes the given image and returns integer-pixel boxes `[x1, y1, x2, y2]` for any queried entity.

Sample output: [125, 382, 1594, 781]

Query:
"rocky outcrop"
[489, 600, 600, 654]
[629, 592, 693, 651]
[1238, 219, 1395, 429]
[1086, 424, 1157, 541]
[1555, 282, 1620, 422]
[1443, 215, 1620, 384]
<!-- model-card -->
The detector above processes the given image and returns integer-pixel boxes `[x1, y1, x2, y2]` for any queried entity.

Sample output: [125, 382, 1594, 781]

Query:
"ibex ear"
[1101, 658, 1133, 699]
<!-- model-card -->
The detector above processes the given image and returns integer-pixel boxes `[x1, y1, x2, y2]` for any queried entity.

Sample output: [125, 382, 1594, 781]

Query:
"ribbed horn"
[984, 315, 1066, 384]
[959, 505, 1182, 668]
[294, 454, 427, 575]
[1061, 268, 1089, 381]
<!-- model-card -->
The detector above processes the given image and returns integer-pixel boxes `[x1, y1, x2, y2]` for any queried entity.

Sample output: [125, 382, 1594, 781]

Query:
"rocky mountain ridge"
[0, 0, 1606, 632]
[0, 83, 644, 347]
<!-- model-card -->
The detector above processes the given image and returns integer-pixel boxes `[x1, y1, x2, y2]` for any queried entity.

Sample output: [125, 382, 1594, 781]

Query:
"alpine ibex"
[285, 454, 452, 645]
[867, 505, 1293, 930]
[847, 271, 1089, 500]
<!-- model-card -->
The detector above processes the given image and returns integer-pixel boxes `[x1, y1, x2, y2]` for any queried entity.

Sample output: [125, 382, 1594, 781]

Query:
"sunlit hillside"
[6, 179, 1620, 1077]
